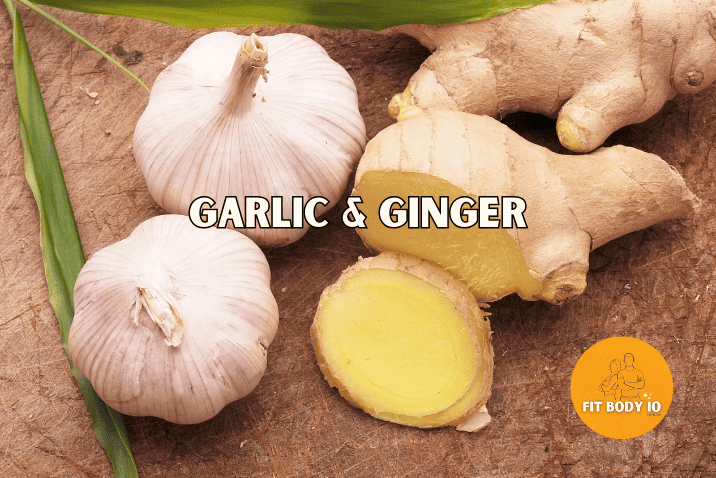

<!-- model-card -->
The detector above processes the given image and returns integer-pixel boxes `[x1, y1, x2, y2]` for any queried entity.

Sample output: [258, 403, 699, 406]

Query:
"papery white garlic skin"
[133, 32, 367, 247]
[68, 215, 279, 425]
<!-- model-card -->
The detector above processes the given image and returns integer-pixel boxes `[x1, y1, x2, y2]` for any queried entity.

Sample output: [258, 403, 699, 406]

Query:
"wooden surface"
[2, 5, 716, 477]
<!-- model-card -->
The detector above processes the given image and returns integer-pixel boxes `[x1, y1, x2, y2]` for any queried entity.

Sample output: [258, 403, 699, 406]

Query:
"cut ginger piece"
[311, 253, 493, 431]
[353, 109, 700, 304]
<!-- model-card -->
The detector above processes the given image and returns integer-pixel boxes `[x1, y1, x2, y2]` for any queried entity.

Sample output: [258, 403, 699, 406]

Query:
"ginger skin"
[387, 0, 716, 152]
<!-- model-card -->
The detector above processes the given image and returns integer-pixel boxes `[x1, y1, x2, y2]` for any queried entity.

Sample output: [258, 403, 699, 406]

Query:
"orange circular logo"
[571, 337, 673, 439]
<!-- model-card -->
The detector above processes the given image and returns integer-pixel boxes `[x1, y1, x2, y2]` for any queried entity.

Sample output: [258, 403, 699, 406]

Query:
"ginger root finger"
[353, 109, 699, 304]
[386, 0, 716, 152]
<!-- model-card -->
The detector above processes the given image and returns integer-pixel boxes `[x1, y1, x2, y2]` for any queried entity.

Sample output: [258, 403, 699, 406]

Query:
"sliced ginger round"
[311, 253, 493, 430]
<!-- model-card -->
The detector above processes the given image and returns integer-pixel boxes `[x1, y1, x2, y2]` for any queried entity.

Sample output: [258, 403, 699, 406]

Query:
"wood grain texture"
[1, 5, 715, 477]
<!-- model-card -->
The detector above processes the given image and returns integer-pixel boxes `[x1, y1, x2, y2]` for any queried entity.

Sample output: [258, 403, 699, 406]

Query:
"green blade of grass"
[5, 2, 138, 476]
[17, 0, 149, 92]
[36, 0, 553, 30]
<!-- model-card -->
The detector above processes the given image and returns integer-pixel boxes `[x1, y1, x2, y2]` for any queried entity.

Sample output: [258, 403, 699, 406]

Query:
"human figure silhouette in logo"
[599, 359, 622, 401]
[617, 352, 645, 401]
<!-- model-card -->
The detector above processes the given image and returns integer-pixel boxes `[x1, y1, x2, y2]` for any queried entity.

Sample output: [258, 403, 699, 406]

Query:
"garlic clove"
[69, 215, 279, 424]
[133, 32, 367, 247]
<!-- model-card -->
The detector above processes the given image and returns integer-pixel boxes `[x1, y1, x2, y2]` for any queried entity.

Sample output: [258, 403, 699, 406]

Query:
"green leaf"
[36, 0, 553, 30]
[5, 2, 138, 477]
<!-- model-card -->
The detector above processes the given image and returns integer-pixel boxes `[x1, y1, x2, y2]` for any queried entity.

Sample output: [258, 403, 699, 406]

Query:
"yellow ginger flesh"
[354, 171, 542, 302]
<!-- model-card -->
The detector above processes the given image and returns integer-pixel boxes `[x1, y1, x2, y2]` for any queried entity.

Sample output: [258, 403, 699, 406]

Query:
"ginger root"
[353, 109, 699, 304]
[387, 0, 716, 152]
[311, 253, 493, 431]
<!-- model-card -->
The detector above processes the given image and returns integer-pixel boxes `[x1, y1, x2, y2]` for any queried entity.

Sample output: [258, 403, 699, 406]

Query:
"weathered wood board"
[1, 5, 715, 477]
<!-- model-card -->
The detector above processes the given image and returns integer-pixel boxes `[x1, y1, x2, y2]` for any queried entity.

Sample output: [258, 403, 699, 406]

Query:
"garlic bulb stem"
[220, 33, 269, 115]
[134, 287, 185, 347]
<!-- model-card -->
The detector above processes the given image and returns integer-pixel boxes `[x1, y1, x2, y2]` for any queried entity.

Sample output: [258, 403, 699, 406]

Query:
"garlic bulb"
[133, 32, 367, 247]
[68, 215, 279, 424]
